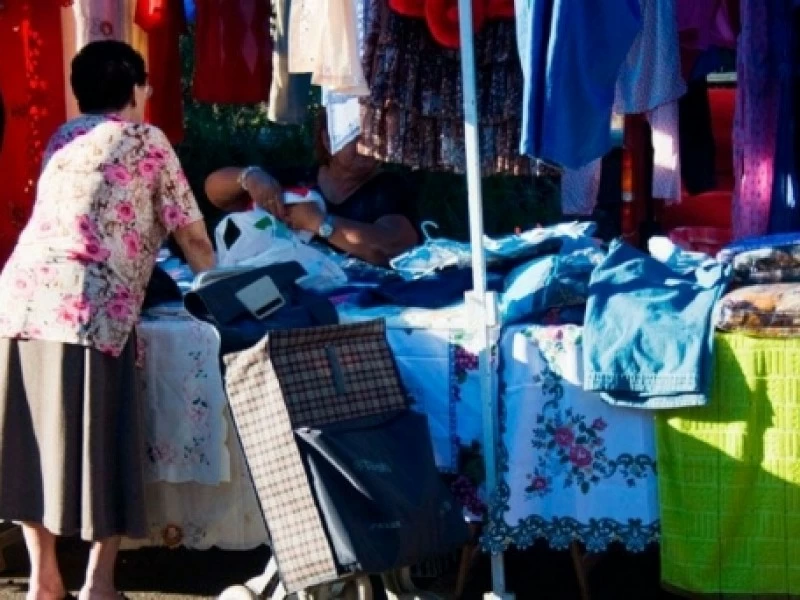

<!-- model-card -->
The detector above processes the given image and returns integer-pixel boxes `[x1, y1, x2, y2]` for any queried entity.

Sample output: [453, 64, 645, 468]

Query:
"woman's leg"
[20, 522, 65, 600]
[78, 536, 120, 600]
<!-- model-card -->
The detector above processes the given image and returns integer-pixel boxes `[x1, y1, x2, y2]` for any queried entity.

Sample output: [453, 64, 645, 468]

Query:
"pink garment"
[676, 0, 737, 50]
[0, 115, 203, 356]
[732, 0, 781, 239]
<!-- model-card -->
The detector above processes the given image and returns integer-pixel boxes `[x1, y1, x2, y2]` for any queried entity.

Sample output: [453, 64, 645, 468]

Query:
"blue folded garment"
[717, 232, 800, 263]
[500, 246, 604, 324]
[582, 240, 732, 409]
[354, 268, 504, 310]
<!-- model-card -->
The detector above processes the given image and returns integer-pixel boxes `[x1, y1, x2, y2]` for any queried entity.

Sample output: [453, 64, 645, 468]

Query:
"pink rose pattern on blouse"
[0, 114, 203, 356]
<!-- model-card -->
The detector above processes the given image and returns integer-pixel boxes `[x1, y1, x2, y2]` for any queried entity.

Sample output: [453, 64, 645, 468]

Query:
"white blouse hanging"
[288, 0, 368, 96]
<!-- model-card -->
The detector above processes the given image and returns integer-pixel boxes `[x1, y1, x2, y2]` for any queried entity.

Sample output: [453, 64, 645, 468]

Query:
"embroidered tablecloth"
[137, 310, 229, 486]
[484, 325, 660, 553]
[123, 408, 267, 551]
[657, 332, 800, 596]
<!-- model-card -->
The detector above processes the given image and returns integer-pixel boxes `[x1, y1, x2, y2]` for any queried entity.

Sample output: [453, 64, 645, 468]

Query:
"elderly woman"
[0, 41, 215, 600]
[204, 113, 420, 266]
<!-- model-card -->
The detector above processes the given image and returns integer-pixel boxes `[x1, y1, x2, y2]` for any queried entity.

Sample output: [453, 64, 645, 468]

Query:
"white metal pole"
[456, 1, 513, 598]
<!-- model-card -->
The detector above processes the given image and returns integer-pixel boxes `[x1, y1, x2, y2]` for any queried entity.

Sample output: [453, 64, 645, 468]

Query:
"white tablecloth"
[137, 311, 229, 485]
[483, 325, 660, 553]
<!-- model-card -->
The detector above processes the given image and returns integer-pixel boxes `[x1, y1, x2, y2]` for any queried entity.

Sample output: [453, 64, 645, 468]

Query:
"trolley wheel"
[218, 584, 261, 600]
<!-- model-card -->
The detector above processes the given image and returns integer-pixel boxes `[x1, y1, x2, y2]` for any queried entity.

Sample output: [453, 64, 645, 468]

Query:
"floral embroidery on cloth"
[481, 324, 660, 554]
[0, 114, 203, 356]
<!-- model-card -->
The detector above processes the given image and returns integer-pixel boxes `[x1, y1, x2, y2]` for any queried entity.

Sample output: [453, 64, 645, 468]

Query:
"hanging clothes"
[648, 100, 682, 203]
[359, 3, 529, 175]
[514, 0, 642, 169]
[732, 0, 792, 239]
[72, 0, 125, 48]
[60, 0, 130, 119]
[322, 0, 371, 154]
[184, 0, 197, 22]
[0, 0, 67, 265]
[288, 0, 369, 96]
[676, 0, 738, 52]
[287, 0, 323, 75]
[767, 4, 800, 233]
[135, 0, 187, 144]
[614, 0, 686, 203]
[193, 0, 272, 104]
[678, 79, 717, 195]
[615, 0, 686, 114]
[676, 0, 739, 100]
[267, 0, 312, 125]
[60, 2, 150, 120]
[560, 159, 602, 217]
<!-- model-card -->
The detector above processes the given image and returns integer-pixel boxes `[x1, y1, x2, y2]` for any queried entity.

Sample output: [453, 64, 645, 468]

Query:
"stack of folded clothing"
[715, 233, 800, 336]
[582, 239, 732, 409]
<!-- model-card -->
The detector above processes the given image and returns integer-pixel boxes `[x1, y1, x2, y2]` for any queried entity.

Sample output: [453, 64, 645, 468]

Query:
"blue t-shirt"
[515, 0, 642, 168]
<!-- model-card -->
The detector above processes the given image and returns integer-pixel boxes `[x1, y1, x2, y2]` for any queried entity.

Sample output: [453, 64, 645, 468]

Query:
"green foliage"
[175, 31, 559, 238]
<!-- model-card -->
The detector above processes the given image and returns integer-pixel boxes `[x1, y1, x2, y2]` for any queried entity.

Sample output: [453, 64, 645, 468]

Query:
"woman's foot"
[77, 585, 120, 600]
[25, 581, 67, 600]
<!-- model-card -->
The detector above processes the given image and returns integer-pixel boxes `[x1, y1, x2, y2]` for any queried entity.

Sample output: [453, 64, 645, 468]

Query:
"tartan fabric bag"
[223, 320, 418, 592]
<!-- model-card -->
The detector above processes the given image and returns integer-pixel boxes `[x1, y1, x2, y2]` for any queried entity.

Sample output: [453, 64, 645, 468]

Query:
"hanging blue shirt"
[514, 0, 642, 169]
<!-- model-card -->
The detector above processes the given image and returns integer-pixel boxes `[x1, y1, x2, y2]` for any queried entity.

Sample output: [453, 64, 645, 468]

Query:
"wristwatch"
[318, 215, 335, 239]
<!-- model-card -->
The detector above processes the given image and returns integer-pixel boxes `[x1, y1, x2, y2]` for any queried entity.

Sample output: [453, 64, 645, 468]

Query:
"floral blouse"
[0, 114, 203, 356]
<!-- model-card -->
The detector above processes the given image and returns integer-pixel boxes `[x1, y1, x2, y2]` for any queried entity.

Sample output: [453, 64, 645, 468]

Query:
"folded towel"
[582, 239, 731, 409]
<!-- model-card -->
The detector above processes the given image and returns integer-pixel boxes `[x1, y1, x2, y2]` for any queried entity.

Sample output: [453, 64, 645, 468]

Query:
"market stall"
[1, 0, 800, 599]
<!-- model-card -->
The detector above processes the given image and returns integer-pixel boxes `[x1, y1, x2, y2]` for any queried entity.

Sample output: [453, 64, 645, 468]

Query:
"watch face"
[319, 218, 334, 238]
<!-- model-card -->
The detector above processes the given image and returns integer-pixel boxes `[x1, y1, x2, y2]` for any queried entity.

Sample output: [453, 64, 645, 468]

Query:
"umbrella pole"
[457, 0, 513, 598]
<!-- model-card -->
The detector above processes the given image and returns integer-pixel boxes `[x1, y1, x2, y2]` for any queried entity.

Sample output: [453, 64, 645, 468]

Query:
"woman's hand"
[244, 169, 286, 220]
[285, 202, 325, 234]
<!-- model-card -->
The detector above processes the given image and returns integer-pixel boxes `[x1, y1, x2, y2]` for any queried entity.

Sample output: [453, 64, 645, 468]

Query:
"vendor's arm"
[204, 166, 286, 219]
[285, 202, 418, 266]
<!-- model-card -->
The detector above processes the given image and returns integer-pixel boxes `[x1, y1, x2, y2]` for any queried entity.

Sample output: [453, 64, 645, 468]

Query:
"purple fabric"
[732, 0, 793, 239]
[676, 0, 737, 50]
[676, 0, 736, 50]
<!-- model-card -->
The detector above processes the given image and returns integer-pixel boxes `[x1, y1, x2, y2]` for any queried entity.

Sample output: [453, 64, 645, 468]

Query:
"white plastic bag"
[214, 209, 347, 292]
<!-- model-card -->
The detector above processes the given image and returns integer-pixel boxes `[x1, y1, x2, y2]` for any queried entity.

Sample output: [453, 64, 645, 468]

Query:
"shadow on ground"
[0, 538, 682, 599]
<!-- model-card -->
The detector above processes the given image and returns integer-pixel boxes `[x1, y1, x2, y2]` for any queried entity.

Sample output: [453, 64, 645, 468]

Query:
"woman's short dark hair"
[70, 40, 147, 114]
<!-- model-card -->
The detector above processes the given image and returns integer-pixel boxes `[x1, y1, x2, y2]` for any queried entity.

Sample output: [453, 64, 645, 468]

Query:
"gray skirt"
[0, 336, 147, 541]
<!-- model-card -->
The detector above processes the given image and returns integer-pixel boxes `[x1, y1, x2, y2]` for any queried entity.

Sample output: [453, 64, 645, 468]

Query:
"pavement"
[0, 537, 677, 599]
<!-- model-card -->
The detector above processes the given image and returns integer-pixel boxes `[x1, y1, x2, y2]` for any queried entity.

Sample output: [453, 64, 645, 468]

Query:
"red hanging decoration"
[425, 0, 487, 50]
[192, 0, 273, 104]
[136, 0, 186, 144]
[388, 0, 425, 18]
[389, 0, 513, 49]
[486, 0, 514, 19]
[136, 0, 168, 30]
[0, 0, 67, 266]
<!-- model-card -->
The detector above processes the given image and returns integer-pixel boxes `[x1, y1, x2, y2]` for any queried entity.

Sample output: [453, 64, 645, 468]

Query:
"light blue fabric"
[500, 246, 604, 324]
[648, 236, 710, 273]
[514, 0, 642, 168]
[582, 240, 732, 409]
[390, 222, 597, 280]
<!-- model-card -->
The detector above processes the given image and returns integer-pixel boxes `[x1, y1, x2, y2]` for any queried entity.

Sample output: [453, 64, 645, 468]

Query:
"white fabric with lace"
[289, 0, 368, 95]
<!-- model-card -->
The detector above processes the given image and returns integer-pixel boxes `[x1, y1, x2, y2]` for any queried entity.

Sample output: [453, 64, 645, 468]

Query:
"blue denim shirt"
[582, 240, 732, 409]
